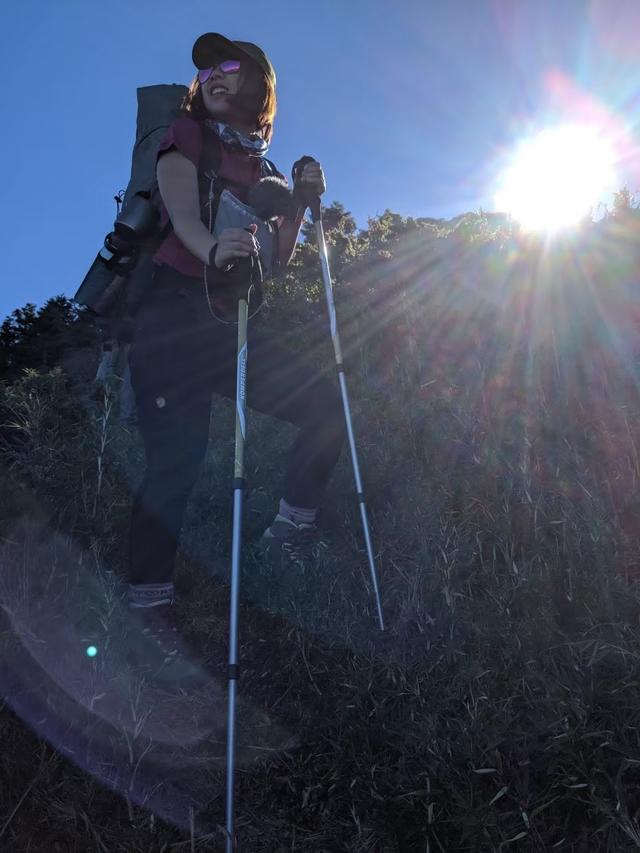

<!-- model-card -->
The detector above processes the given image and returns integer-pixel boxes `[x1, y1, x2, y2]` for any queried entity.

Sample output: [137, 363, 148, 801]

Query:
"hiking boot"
[127, 604, 203, 688]
[256, 514, 328, 570]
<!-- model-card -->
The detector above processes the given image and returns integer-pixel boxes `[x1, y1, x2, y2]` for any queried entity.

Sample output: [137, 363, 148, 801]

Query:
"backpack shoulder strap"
[197, 125, 227, 230]
[199, 124, 223, 180]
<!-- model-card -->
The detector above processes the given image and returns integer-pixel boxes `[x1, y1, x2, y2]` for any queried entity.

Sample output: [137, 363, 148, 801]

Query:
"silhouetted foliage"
[0, 296, 98, 381]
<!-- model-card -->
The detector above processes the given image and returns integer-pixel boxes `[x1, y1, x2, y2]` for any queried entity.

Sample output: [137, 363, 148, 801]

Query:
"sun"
[494, 124, 617, 232]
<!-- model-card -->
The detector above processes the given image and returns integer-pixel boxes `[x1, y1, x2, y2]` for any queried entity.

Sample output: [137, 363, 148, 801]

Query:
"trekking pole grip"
[292, 155, 322, 222]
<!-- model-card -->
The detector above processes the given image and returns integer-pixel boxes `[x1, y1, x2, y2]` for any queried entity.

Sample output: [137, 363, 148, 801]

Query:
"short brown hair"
[182, 61, 277, 144]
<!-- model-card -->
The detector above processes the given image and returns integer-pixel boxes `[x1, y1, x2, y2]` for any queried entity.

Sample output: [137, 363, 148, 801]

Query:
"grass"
[1, 226, 640, 850]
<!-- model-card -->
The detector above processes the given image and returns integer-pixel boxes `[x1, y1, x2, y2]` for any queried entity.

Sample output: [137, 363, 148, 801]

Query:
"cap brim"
[192, 33, 242, 69]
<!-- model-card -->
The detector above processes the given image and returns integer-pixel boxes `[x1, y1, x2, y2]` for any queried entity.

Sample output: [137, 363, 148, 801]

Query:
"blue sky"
[2, 0, 640, 319]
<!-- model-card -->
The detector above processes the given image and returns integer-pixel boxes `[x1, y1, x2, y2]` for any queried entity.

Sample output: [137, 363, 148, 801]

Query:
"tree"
[0, 315, 18, 378]
[0, 296, 98, 381]
[611, 186, 637, 218]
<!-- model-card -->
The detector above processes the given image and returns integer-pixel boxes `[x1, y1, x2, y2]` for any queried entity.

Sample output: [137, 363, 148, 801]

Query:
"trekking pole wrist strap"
[289, 205, 307, 223]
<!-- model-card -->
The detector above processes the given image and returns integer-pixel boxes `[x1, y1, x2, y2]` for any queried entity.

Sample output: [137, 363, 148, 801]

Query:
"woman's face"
[201, 59, 245, 120]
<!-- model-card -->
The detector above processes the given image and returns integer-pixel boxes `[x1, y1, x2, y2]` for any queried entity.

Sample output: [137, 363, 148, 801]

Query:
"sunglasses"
[198, 60, 241, 84]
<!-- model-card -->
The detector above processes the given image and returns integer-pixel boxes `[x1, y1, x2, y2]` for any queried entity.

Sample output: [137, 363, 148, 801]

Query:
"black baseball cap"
[192, 33, 276, 86]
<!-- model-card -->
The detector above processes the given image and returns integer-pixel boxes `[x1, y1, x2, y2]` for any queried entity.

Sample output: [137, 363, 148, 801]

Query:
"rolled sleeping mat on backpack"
[75, 84, 188, 314]
[122, 84, 189, 208]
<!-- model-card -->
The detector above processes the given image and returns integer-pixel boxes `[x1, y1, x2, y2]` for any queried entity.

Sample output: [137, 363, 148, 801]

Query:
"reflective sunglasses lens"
[220, 59, 241, 73]
[198, 60, 240, 85]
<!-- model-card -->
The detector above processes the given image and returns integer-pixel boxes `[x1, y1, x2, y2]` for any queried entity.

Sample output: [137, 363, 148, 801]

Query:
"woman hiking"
[127, 33, 344, 669]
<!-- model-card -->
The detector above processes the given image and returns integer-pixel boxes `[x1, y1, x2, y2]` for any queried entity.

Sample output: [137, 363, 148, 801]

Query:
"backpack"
[74, 84, 281, 322]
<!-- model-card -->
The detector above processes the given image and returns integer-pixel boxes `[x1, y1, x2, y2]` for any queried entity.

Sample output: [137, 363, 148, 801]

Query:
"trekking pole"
[225, 247, 257, 853]
[225, 291, 246, 853]
[293, 158, 385, 632]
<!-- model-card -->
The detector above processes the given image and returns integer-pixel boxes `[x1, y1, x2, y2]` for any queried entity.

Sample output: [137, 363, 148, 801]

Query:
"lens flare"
[494, 125, 617, 232]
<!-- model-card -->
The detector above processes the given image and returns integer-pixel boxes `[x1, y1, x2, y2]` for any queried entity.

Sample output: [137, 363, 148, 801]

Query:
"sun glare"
[494, 125, 617, 233]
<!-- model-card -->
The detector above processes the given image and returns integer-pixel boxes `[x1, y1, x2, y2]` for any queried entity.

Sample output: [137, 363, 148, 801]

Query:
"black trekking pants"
[128, 265, 345, 586]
